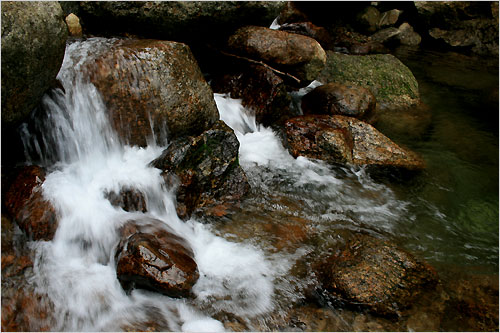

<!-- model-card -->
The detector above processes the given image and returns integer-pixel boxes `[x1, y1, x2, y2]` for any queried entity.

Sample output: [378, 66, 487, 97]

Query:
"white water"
[23, 38, 412, 331]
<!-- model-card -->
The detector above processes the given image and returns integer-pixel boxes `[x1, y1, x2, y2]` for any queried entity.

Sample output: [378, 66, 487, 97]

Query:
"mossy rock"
[318, 51, 420, 111]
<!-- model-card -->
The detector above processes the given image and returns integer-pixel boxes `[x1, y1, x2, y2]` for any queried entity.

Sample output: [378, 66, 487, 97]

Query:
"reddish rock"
[301, 82, 376, 122]
[284, 115, 425, 171]
[314, 233, 438, 316]
[115, 218, 199, 298]
[4, 165, 58, 241]
[212, 64, 293, 126]
[88, 39, 219, 147]
[228, 26, 326, 84]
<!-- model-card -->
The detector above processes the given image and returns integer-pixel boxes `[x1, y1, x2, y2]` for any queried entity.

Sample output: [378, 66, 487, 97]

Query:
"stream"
[17, 38, 499, 331]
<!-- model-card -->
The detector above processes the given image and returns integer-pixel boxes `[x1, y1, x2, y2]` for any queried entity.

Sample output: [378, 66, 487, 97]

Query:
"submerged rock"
[228, 26, 327, 84]
[88, 39, 219, 147]
[151, 121, 250, 219]
[301, 82, 376, 122]
[115, 218, 199, 298]
[318, 51, 420, 111]
[1, 1, 68, 126]
[4, 166, 58, 241]
[314, 233, 438, 316]
[211, 64, 293, 126]
[284, 115, 425, 171]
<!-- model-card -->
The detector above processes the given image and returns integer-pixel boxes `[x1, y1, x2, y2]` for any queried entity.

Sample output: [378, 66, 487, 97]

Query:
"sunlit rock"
[115, 218, 199, 298]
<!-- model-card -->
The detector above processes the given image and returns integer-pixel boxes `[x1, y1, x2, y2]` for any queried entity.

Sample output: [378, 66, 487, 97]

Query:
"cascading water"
[23, 37, 418, 331]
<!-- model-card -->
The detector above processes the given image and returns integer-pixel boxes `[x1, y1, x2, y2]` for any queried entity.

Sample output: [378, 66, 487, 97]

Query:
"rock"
[317, 51, 420, 111]
[330, 27, 389, 55]
[105, 187, 147, 213]
[301, 82, 376, 122]
[356, 6, 381, 34]
[284, 115, 425, 172]
[65, 13, 82, 37]
[378, 9, 401, 27]
[78, 1, 283, 42]
[212, 64, 293, 127]
[4, 166, 58, 241]
[314, 233, 438, 316]
[228, 26, 327, 85]
[277, 2, 310, 25]
[1, 1, 68, 126]
[278, 22, 333, 50]
[370, 27, 401, 44]
[397, 22, 422, 46]
[375, 102, 433, 140]
[115, 218, 199, 298]
[87, 39, 219, 146]
[151, 121, 250, 219]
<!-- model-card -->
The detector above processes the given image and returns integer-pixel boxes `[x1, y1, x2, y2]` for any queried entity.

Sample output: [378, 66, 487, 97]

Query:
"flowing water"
[19, 38, 498, 331]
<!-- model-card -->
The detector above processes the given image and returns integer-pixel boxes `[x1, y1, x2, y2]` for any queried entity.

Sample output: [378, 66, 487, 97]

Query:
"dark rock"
[314, 233, 438, 316]
[87, 39, 219, 147]
[301, 82, 376, 122]
[4, 166, 58, 241]
[356, 6, 381, 34]
[318, 51, 420, 111]
[105, 187, 147, 213]
[330, 27, 388, 55]
[151, 121, 250, 219]
[278, 22, 333, 50]
[211, 64, 293, 126]
[228, 26, 327, 84]
[374, 102, 433, 140]
[1, 1, 68, 127]
[277, 2, 310, 25]
[378, 9, 402, 28]
[115, 218, 199, 298]
[284, 115, 425, 171]
[370, 27, 401, 44]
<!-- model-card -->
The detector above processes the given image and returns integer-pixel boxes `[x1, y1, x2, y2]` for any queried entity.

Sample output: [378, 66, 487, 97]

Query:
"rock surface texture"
[88, 39, 219, 147]
[1, 1, 68, 126]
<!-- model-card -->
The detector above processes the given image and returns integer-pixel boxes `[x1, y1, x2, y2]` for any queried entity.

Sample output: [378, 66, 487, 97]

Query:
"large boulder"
[1, 1, 68, 126]
[3, 166, 58, 241]
[151, 121, 250, 219]
[318, 51, 420, 111]
[284, 115, 425, 171]
[87, 39, 219, 146]
[314, 233, 438, 316]
[115, 218, 199, 298]
[211, 64, 293, 126]
[228, 26, 327, 85]
[78, 1, 284, 42]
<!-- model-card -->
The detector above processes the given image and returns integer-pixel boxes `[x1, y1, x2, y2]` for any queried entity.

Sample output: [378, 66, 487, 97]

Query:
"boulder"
[151, 121, 250, 219]
[115, 218, 199, 298]
[314, 233, 438, 316]
[228, 26, 327, 85]
[301, 82, 376, 122]
[317, 51, 420, 111]
[87, 39, 219, 146]
[211, 64, 293, 126]
[78, 1, 284, 42]
[284, 115, 425, 171]
[1, 1, 68, 126]
[4, 166, 58, 241]
[330, 27, 388, 55]
[397, 23, 422, 46]
[105, 187, 147, 213]
[356, 6, 381, 34]
[378, 9, 402, 28]
[278, 22, 333, 50]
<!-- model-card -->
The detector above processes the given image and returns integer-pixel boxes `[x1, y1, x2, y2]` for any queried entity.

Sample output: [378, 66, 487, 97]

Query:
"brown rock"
[228, 26, 326, 84]
[65, 13, 82, 37]
[115, 218, 199, 298]
[278, 22, 333, 50]
[284, 115, 425, 171]
[105, 187, 147, 213]
[4, 166, 58, 241]
[88, 39, 219, 147]
[301, 82, 376, 122]
[277, 2, 310, 25]
[314, 233, 438, 316]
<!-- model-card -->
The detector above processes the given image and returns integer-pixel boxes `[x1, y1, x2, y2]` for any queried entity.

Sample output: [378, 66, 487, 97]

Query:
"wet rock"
[375, 102, 433, 140]
[314, 233, 438, 316]
[78, 1, 283, 42]
[301, 82, 376, 122]
[370, 27, 401, 44]
[228, 26, 327, 84]
[65, 13, 82, 37]
[277, 2, 310, 25]
[378, 9, 401, 28]
[105, 187, 147, 213]
[356, 6, 381, 34]
[284, 115, 425, 172]
[211, 64, 293, 126]
[397, 22, 422, 46]
[318, 51, 420, 111]
[330, 27, 388, 55]
[1, 1, 68, 127]
[4, 166, 58, 241]
[115, 218, 199, 298]
[151, 121, 250, 219]
[278, 22, 333, 50]
[88, 39, 219, 146]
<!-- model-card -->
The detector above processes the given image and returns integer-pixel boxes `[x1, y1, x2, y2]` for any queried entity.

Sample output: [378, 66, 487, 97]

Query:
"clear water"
[20, 38, 498, 330]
